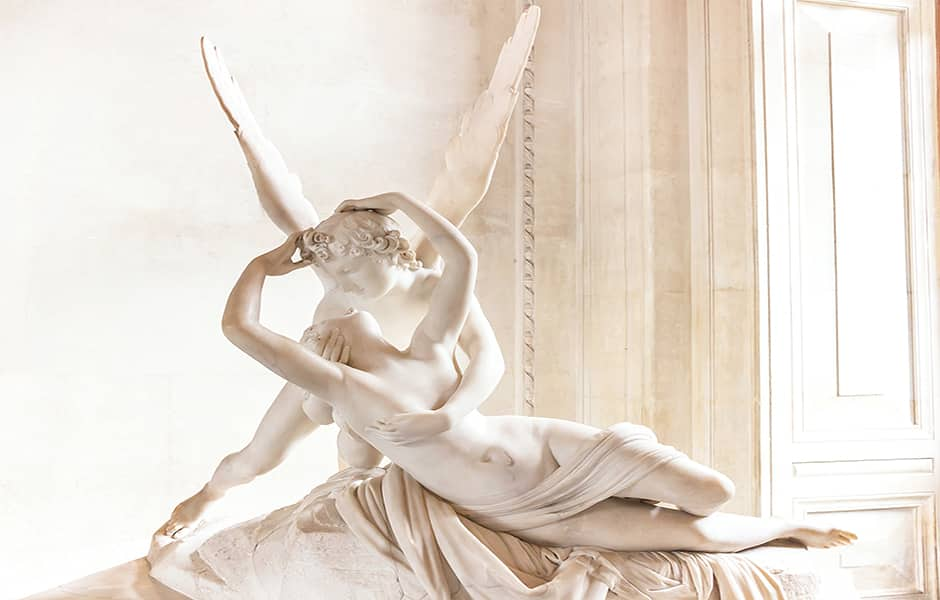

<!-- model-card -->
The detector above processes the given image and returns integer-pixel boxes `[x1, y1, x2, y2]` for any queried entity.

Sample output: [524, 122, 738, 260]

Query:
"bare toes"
[837, 530, 857, 543]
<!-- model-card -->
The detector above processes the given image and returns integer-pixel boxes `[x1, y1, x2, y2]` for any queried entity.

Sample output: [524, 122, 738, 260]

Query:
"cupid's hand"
[365, 409, 455, 445]
[336, 194, 398, 216]
[257, 231, 313, 276]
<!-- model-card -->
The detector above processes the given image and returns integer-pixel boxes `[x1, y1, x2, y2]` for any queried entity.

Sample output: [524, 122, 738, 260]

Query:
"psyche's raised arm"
[221, 237, 344, 400]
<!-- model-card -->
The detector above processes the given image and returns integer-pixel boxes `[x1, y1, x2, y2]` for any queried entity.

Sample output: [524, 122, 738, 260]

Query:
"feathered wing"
[201, 37, 319, 233]
[412, 7, 540, 267]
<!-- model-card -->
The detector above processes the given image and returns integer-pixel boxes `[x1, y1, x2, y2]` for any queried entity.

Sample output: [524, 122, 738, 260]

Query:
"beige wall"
[530, 0, 760, 514]
[0, 2, 520, 597]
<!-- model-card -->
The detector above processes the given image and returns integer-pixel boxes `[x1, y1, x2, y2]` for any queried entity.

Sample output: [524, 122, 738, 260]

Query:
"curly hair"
[298, 210, 423, 271]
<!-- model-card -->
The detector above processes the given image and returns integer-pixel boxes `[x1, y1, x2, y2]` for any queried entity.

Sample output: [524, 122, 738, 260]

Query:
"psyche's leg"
[514, 498, 857, 553]
[545, 419, 734, 517]
[612, 453, 736, 517]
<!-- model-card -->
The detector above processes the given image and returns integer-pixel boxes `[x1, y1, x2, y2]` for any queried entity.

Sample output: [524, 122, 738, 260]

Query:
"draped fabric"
[330, 424, 787, 599]
[458, 422, 685, 531]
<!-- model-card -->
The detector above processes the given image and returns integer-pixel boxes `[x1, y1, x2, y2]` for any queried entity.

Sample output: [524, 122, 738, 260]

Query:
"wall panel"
[756, 0, 939, 596]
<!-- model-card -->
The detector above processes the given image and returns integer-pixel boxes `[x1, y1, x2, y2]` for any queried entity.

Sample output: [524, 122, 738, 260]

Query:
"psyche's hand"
[257, 231, 313, 276]
[365, 409, 455, 445]
[310, 328, 351, 365]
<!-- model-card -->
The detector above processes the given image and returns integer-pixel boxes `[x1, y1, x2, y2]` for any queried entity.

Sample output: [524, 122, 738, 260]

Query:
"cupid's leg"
[513, 498, 856, 553]
[162, 382, 325, 537]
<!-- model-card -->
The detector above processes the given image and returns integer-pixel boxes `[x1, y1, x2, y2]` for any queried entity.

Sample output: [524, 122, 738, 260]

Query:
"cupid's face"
[317, 253, 398, 300]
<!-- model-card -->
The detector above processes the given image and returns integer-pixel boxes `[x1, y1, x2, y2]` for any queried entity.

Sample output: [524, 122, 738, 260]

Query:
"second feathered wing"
[201, 36, 319, 234]
[413, 6, 540, 268]
[201, 6, 539, 260]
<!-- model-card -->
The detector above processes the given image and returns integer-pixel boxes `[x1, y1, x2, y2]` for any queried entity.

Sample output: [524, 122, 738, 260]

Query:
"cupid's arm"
[442, 297, 505, 422]
[221, 235, 345, 401]
[202, 38, 320, 233]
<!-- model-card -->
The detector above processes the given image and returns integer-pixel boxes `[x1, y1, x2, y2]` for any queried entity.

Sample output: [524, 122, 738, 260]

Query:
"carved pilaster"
[520, 0, 537, 416]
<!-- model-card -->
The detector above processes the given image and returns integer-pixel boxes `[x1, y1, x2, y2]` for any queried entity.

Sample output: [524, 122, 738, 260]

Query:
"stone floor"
[22, 560, 187, 600]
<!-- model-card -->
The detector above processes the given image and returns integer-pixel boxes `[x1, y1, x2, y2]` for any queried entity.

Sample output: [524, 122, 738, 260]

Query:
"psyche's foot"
[161, 488, 219, 539]
[787, 523, 857, 549]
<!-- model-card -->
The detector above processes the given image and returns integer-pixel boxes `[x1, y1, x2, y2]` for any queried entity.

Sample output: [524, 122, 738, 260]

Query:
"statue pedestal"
[149, 508, 400, 600]
[742, 546, 859, 600]
[23, 559, 187, 600]
[149, 494, 859, 600]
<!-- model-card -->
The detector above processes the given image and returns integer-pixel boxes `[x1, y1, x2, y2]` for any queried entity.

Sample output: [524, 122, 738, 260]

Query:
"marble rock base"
[148, 487, 859, 600]
[23, 559, 187, 600]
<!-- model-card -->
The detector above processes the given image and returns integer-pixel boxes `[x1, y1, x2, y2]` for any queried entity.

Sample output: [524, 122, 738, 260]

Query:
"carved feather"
[415, 7, 540, 266]
[200, 36, 315, 233]
[427, 7, 539, 221]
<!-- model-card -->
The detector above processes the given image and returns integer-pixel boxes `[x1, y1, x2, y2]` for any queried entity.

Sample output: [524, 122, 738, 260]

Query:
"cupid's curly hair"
[298, 210, 423, 271]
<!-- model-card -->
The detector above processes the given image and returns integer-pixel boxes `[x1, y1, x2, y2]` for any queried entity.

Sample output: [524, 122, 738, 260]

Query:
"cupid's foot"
[161, 489, 219, 539]
[787, 523, 858, 549]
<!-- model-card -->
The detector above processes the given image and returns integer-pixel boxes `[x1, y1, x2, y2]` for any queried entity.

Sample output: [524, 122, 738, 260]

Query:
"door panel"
[794, 2, 923, 440]
[796, 494, 935, 597]
[758, 0, 939, 598]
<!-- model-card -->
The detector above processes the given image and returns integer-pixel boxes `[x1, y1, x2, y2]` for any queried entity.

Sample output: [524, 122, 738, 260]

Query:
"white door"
[756, 0, 940, 598]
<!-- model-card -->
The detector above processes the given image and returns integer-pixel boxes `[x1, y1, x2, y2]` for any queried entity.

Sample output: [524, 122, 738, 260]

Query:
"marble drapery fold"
[150, 464, 854, 599]
[458, 422, 684, 531]
[331, 425, 786, 599]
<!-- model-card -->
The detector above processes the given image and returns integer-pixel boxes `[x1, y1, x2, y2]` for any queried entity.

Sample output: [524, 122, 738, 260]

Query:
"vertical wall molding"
[623, 2, 655, 430]
[516, 0, 537, 416]
[574, 0, 588, 424]
[686, 0, 760, 514]
[687, 0, 717, 470]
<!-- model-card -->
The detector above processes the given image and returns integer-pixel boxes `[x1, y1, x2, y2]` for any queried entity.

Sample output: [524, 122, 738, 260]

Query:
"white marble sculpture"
[153, 8, 858, 599]
[152, 191, 857, 598]
[150, 468, 860, 600]
[162, 7, 540, 538]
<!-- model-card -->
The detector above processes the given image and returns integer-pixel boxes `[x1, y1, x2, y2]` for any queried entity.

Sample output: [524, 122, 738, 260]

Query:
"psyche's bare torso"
[311, 269, 557, 507]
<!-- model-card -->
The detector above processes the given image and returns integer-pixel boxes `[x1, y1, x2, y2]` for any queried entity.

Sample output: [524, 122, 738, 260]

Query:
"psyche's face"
[317, 253, 398, 301]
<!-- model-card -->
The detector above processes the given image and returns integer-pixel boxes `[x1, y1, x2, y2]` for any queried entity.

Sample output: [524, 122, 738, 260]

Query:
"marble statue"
[221, 192, 857, 555]
[161, 7, 540, 538]
[164, 191, 855, 598]
[151, 8, 859, 598]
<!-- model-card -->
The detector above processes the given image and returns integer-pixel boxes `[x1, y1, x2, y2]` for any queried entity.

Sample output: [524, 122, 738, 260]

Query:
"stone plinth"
[149, 493, 859, 600]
